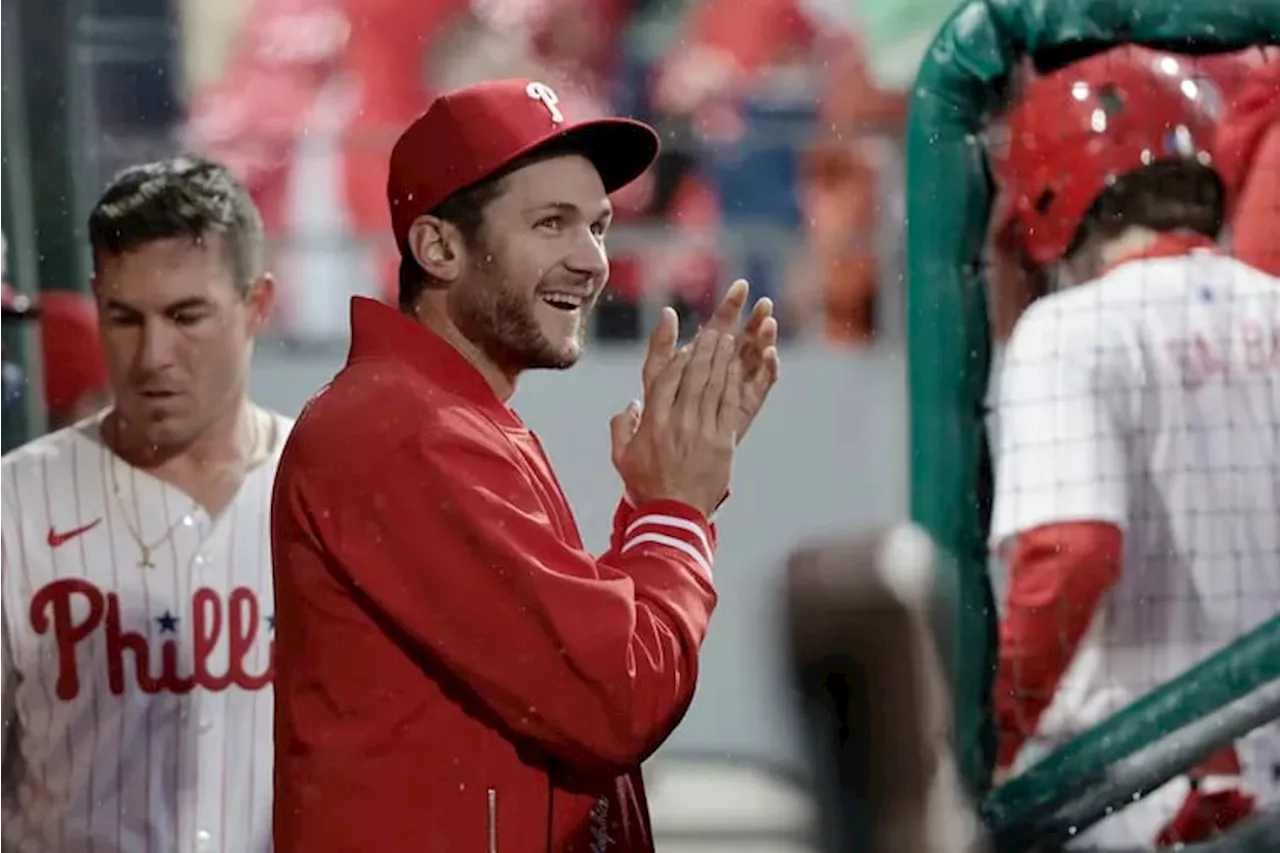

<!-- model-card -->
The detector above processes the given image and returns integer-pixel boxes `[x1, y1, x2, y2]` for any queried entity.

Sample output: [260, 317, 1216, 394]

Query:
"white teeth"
[541, 293, 583, 308]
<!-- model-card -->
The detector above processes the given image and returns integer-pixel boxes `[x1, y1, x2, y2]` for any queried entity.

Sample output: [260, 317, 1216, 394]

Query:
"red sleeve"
[1213, 61, 1280, 201]
[1228, 122, 1280, 277]
[994, 521, 1123, 768]
[1215, 61, 1280, 276]
[323, 427, 718, 771]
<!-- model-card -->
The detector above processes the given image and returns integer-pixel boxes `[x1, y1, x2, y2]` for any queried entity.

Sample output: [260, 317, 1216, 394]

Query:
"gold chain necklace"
[107, 409, 263, 570]
[110, 466, 197, 569]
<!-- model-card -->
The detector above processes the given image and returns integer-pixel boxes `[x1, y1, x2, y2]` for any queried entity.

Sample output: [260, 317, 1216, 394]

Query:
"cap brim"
[392, 116, 661, 255]
[528, 117, 661, 195]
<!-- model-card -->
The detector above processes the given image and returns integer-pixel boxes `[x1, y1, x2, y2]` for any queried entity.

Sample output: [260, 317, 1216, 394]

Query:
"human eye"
[168, 308, 211, 327]
[106, 310, 142, 327]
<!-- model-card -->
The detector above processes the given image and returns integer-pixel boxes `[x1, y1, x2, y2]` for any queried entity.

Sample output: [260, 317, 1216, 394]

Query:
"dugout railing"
[905, 0, 1280, 848]
[0, 0, 58, 447]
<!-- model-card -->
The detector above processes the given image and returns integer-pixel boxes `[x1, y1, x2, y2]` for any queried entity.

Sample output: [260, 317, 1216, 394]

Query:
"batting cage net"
[905, 0, 1280, 851]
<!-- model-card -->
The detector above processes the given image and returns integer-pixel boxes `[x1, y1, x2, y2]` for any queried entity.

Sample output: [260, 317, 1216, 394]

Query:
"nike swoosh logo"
[47, 518, 103, 548]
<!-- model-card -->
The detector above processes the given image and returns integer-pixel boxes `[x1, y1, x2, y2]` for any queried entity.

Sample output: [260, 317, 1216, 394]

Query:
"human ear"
[409, 216, 464, 283]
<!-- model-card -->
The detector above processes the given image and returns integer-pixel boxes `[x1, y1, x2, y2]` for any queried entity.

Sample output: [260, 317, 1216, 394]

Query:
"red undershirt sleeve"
[994, 521, 1123, 768]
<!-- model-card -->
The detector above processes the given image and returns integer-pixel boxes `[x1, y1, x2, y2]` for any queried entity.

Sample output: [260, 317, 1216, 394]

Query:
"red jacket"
[270, 297, 718, 852]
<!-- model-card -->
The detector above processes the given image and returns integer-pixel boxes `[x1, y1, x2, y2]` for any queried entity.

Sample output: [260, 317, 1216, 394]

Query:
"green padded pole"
[22, 0, 90, 298]
[986, 616, 1280, 844]
[906, 0, 1280, 800]
[1, 0, 49, 450]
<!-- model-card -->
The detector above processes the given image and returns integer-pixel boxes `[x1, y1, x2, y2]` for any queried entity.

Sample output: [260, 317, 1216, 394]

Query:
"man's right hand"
[611, 321, 739, 518]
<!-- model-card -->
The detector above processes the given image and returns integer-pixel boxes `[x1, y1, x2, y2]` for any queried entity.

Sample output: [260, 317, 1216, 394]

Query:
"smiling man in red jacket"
[269, 78, 779, 852]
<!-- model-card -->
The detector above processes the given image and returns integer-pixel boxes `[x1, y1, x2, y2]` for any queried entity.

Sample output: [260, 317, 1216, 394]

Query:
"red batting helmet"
[2, 284, 108, 411]
[992, 46, 1222, 265]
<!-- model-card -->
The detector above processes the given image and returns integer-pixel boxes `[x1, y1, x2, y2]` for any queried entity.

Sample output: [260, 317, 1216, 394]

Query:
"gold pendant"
[138, 547, 155, 570]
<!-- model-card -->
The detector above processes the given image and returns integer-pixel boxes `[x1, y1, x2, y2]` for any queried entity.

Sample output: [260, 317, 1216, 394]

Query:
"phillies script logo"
[30, 579, 273, 700]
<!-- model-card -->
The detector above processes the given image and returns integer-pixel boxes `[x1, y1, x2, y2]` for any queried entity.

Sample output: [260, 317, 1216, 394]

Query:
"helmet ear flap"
[985, 206, 1052, 343]
[1094, 83, 1127, 119]
[1033, 188, 1056, 216]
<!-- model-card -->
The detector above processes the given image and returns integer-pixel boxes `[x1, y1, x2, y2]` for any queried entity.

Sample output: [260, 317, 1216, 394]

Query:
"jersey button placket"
[187, 520, 217, 850]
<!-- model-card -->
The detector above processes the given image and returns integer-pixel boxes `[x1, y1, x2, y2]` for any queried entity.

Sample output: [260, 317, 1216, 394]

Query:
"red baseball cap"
[387, 78, 660, 250]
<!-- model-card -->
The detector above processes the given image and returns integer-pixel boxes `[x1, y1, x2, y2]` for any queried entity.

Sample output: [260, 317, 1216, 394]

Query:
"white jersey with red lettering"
[1, 410, 291, 853]
[991, 246, 1280, 838]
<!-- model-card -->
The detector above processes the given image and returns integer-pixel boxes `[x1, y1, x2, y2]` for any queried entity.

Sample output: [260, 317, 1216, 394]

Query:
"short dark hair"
[398, 176, 507, 311]
[87, 155, 265, 295]
[1067, 160, 1224, 260]
[397, 141, 587, 311]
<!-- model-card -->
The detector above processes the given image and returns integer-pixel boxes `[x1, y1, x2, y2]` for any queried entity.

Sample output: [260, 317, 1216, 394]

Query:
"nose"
[134, 315, 178, 374]
[563, 227, 609, 284]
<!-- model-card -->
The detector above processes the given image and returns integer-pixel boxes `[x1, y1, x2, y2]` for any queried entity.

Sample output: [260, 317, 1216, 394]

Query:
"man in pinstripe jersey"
[2, 156, 289, 852]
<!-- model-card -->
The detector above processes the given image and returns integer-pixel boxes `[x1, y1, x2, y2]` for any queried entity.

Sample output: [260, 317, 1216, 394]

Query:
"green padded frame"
[905, 0, 1280, 803]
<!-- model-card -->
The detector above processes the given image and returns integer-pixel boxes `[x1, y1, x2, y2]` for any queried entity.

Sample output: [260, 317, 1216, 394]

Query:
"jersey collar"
[346, 297, 519, 424]
[1102, 231, 1219, 276]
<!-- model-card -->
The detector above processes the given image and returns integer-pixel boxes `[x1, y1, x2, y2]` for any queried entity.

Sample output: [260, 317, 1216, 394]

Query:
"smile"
[539, 293, 586, 311]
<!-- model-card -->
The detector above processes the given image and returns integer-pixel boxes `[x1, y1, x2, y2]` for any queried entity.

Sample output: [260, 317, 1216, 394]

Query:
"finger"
[704, 279, 749, 335]
[738, 344, 780, 442]
[737, 301, 775, 371]
[645, 344, 693, 425]
[642, 307, 680, 395]
[741, 297, 774, 339]
[675, 330, 721, 430]
[609, 400, 642, 462]
[700, 332, 736, 427]
[740, 314, 778, 376]
[718, 352, 744, 437]
[750, 344, 781, 398]
[762, 344, 781, 383]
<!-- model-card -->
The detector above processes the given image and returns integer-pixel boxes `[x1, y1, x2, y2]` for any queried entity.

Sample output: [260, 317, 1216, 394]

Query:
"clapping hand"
[639, 279, 780, 443]
[610, 330, 739, 517]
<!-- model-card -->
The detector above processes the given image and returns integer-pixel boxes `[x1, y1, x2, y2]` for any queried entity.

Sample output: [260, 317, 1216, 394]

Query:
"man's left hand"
[640, 279, 780, 442]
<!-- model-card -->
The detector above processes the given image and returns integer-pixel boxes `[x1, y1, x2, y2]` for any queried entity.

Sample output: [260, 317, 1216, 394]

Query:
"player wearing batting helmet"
[987, 46, 1280, 847]
[270, 78, 780, 852]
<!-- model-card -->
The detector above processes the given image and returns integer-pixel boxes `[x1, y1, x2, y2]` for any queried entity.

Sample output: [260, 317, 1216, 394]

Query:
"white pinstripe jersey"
[991, 251, 1280, 841]
[1, 410, 292, 853]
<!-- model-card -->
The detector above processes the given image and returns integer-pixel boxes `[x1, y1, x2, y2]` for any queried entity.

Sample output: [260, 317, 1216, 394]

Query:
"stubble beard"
[453, 271, 590, 373]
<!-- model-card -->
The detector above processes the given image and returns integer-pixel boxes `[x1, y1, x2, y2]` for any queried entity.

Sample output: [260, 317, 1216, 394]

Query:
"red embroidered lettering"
[1168, 324, 1279, 387]
[26, 580, 273, 700]
[157, 639, 197, 694]
[103, 594, 164, 694]
[192, 587, 232, 691]
[29, 579, 105, 701]
[1168, 339, 1211, 388]
[228, 587, 272, 690]
[1241, 321, 1266, 370]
